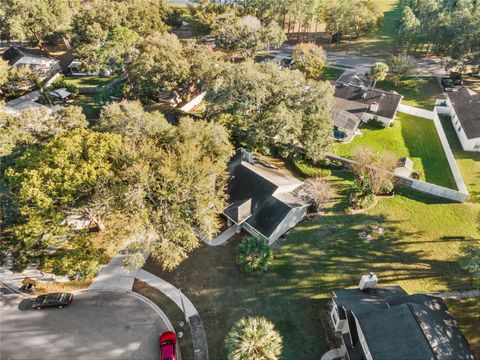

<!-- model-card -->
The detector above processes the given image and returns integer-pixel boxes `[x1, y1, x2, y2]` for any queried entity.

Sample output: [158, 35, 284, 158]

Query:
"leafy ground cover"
[335, 112, 457, 189]
[444, 298, 480, 358]
[63, 76, 114, 88]
[144, 169, 479, 359]
[376, 77, 444, 110]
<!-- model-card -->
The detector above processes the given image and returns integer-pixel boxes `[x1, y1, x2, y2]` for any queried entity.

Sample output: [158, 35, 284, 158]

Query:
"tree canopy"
[291, 43, 326, 80]
[206, 60, 334, 163]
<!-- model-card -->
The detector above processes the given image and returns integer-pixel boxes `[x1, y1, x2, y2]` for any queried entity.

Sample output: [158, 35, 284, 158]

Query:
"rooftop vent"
[370, 102, 379, 112]
[359, 272, 378, 290]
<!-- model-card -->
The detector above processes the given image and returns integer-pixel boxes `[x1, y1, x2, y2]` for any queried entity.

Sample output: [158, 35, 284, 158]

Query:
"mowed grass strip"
[335, 113, 457, 189]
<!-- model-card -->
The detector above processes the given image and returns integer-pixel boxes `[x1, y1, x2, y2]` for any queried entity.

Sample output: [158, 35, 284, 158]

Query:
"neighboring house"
[223, 149, 310, 245]
[4, 90, 60, 116]
[334, 81, 403, 128]
[331, 100, 363, 142]
[2, 46, 60, 77]
[337, 71, 372, 88]
[331, 274, 475, 360]
[65, 60, 99, 76]
[436, 87, 480, 152]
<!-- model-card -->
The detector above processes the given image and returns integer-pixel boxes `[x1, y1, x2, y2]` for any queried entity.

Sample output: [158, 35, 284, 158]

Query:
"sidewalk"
[202, 225, 236, 246]
[0, 265, 69, 293]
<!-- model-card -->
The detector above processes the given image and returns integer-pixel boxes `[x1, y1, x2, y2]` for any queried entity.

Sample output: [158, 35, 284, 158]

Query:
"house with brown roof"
[437, 87, 480, 152]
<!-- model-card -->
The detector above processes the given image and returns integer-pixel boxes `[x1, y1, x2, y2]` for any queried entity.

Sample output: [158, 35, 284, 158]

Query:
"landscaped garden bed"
[335, 112, 457, 189]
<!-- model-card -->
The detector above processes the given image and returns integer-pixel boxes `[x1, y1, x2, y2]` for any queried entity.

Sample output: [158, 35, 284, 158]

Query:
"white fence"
[397, 103, 469, 196]
[180, 91, 206, 112]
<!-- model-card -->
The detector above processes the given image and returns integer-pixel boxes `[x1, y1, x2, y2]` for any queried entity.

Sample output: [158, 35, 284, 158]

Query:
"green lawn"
[377, 77, 444, 110]
[70, 94, 102, 121]
[321, 67, 344, 81]
[144, 169, 479, 359]
[440, 115, 480, 203]
[63, 76, 114, 88]
[444, 298, 480, 358]
[335, 113, 457, 189]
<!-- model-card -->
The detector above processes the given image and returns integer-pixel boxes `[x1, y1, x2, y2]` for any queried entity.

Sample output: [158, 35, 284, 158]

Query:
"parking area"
[0, 288, 172, 360]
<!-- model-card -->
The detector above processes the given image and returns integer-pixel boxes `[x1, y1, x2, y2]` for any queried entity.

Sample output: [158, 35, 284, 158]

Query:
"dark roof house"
[2, 46, 60, 76]
[330, 104, 362, 142]
[331, 275, 475, 360]
[223, 149, 310, 244]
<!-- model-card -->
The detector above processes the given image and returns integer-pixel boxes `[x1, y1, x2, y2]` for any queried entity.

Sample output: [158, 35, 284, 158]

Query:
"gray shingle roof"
[2, 46, 56, 66]
[447, 87, 480, 139]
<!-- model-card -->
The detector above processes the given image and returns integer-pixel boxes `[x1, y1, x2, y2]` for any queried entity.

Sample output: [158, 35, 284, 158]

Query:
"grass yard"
[377, 77, 444, 110]
[335, 112, 457, 189]
[70, 95, 102, 121]
[321, 67, 345, 81]
[334, 0, 400, 57]
[63, 76, 114, 88]
[444, 298, 480, 358]
[144, 168, 479, 359]
[440, 115, 480, 203]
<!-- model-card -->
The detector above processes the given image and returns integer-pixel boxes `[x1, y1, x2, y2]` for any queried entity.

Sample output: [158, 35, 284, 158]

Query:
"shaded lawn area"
[376, 77, 444, 110]
[63, 76, 114, 88]
[335, 113, 457, 189]
[144, 171, 479, 359]
[321, 67, 344, 81]
[440, 115, 480, 203]
[444, 298, 480, 358]
[333, 0, 400, 57]
[70, 95, 102, 121]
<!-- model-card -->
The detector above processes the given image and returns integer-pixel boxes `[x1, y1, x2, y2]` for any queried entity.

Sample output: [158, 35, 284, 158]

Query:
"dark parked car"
[159, 331, 177, 360]
[33, 293, 73, 310]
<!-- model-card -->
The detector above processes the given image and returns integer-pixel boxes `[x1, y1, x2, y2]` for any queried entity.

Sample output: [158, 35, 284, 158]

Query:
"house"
[331, 100, 363, 142]
[223, 149, 310, 245]
[394, 157, 414, 177]
[436, 87, 480, 152]
[4, 90, 61, 116]
[2, 46, 60, 76]
[334, 81, 403, 128]
[330, 274, 475, 360]
[337, 71, 372, 88]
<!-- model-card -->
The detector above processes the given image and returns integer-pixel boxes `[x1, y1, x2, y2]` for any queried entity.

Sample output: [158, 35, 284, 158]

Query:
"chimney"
[243, 149, 254, 163]
[370, 102, 379, 112]
[359, 272, 378, 290]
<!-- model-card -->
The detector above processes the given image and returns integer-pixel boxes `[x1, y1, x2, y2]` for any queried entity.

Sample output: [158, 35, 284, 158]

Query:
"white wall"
[362, 112, 394, 127]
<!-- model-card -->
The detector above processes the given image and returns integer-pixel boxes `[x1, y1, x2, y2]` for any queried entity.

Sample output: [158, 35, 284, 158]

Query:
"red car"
[159, 331, 177, 360]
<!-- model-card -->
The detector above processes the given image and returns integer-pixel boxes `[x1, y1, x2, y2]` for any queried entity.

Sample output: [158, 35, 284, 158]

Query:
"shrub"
[236, 237, 273, 275]
[460, 245, 480, 286]
[50, 76, 79, 96]
[381, 180, 394, 194]
[225, 316, 283, 360]
[294, 160, 331, 178]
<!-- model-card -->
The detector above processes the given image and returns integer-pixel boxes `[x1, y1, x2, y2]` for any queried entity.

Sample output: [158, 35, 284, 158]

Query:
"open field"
[377, 77, 444, 109]
[335, 113, 457, 189]
[144, 167, 479, 359]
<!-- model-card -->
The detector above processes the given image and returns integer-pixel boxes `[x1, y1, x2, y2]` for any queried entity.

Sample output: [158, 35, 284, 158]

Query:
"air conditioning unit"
[359, 273, 378, 290]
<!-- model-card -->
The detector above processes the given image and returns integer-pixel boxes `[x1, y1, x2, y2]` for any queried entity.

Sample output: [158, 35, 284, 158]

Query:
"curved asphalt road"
[0, 288, 171, 360]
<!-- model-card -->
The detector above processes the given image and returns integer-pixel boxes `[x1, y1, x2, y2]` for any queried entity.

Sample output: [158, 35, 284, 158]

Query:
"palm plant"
[236, 236, 273, 274]
[225, 316, 283, 360]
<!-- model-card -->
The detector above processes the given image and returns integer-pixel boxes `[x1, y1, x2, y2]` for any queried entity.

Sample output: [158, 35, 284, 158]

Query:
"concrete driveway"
[0, 288, 171, 360]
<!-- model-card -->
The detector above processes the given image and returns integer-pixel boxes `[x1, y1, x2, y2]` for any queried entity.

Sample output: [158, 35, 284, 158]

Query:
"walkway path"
[202, 225, 236, 246]
[429, 289, 480, 300]
[320, 348, 346, 360]
[0, 265, 70, 293]
[89, 254, 143, 291]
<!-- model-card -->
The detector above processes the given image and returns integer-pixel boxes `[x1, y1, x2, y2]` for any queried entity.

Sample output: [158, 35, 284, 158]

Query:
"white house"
[436, 87, 480, 152]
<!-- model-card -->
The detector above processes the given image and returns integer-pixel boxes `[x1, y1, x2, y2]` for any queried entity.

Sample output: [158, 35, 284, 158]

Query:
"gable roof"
[337, 71, 372, 88]
[2, 46, 57, 66]
[224, 150, 308, 239]
[330, 105, 362, 134]
[332, 286, 475, 360]
[334, 82, 402, 120]
[447, 87, 480, 139]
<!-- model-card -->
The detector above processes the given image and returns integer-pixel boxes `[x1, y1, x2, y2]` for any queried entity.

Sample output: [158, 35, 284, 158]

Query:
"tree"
[351, 146, 397, 195]
[212, 13, 286, 59]
[1, 0, 79, 46]
[127, 33, 222, 102]
[370, 62, 389, 88]
[1, 66, 39, 95]
[236, 237, 273, 274]
[291, 43, 326, 80]
[0, 59, 9, 88]
[387, 54, 416, 85]
[188, 0, 230, 36]
[225, 317, 283, 360]
[206, 60, 334, 162]
[297, 177, 332, 212]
